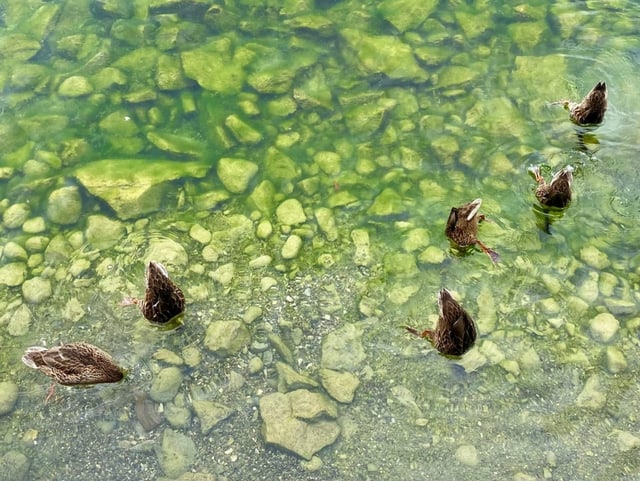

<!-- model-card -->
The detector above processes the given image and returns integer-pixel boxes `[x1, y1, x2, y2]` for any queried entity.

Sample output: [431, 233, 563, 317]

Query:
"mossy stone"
[217, 158, 259, 194]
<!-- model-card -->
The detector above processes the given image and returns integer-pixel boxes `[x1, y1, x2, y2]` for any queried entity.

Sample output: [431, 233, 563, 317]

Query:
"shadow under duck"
[445, 198, 499, 263]
[532, 165, 573, 208]
[560, 81, 608, 126]
[404, 289, 477, 356]
[123, 261, 185, 324]
[22, 342, 124, 403]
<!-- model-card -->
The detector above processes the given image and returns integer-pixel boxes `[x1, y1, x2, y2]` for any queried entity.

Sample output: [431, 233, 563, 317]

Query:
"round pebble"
[455, 444, 479, 466]
[589, 313, 619, 343]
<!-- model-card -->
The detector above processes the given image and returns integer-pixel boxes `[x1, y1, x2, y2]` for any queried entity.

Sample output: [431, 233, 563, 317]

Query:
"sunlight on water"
[1, 1, 640, 480]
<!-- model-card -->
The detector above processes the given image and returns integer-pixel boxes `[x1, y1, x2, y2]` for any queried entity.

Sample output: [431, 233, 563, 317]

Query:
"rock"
[418, 245, 445, 264]
[589, 313, 619, 343]
[3, 203, 30, 229]
[0, 262, 27, 287]
[315, 208, 338, 241]
[192, 400, 233, 434]
[46, 186, 81, 225]
[217, 158, 259, 193]
[2, 242, 27, 261]
[165, 395, 192, 429]
[157, 429, 196, 479]
[260, 390, 340, 460]
[150, 367, 183, 403]
[344, 98, 397, 136]
[189, 224, 211, 244]
[58, 75, 93, 97]
[281, 235, 303, 259]
[265, 147, 301, 182]
[181, 38, 246, 94]
[22, 217, 45, 234]
[224, 115, 263, 144]
[378, 0, 438, 32]
[211, 262, 234, 286]
[455, 444, 479, 466]
[320, 369, 360, 403]
[276, 199, 306, 225]
[580, 245, 611, 270]
[383, 252, 418, 277]
[74, 159, 209, 219]
[256, 220, 273, 239]
[249, 180, 277, 215]
[22, 277, 52, 304]
[153, 349, 184, 365]
[351, 229, 371, 266]
[7, 304, 32, 336]
[435, 66, 480, 88]
[99, 111, 139, 137]
[156, 53, 188, 90]
[145, 238, 188, 267]
[575, 374, 606, 410]
[321, 323, 366, 372]
[340, 29, 427, 81]
[147, 131, 205, 158]
[293, 65, 333, 109]
[276, 362, 319, 392]
[613, 429, 640, 452]
[0, 381, 19, 415]
[85, 215, 125, 249]
[314, 151, 341, 175]
[606, 346, 627, 373]
[182, 347, 201, 368]
[367, 188, 405, 217]
[204, 320, 250, 357]
[44, 234, 72, 264]
[0, 450, 30, 481]
[249, 255, 272, 269]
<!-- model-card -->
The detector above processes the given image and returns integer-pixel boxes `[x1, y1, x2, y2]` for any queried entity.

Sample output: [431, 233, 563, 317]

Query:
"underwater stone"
[153, 348, 184, 365]
[367, 188, 405, 217]
[265, 147, 301, 182]
[189, 224, 211, 245]
[320, 369, 360, 403]
[248, 357, 264, 375]
[604, 298, 636, 316]
[85, 215, 125, 250]
[276, 361, 319, 392]
[224, 115, 263, 145]
[435, 66, 479, 88]
[614, 430, 640, 452]
[260, 391, 340, 460]
[3, 203, 30, 229]
[314, 151, 341, 176]
[292, 65, 333, 109]
[249, 255, 272, 269]
[211, 262, 235, 286]
[0, 450, 29, 481]
[204, 320, 250, 357]
[44, 234, 72, 264]
[455, 444, 479, 467]
[217, 157, 259, 194]
[378, 0, 437, 32]
[315, 208, 338, 242]
[192, 400, 233, 434]
[589, 313, 619, 343]
[3, 242, 27, 261]
[247, 69, 294, 95]
[276, 199, 306, 225]
[156, 54, 188, 90]
[145, 238, 188, 268]
[249, 180, 277, 216]
[74, 159, 209, 219]
[21, 277, 52, 304]
[150, 367, 183, 403]
[509, 21, 546, 51]
[577, 271, 599, 304]
[164, 394, 191, 428]
[92, 0, 133, 18]
[99, 111, 139, 137]
[281, 235, 303, 259]
[350, 229, 371, 267]
[6, 304, 31, 337]
[256, 220, 273, 239]
[0, 262, 27, 287]
[147, 131, 205, 158]
[580, 245, 610, 270]
[157, 428, 196, 479]
[46, 186, 81, 225]
[344, 98, 397, 136]
[418, 246, 446, 264]
[606, 346, 627, 374]
[321, 323, 366, 372]
[341, 29, 427, 81]
[58, 75, 93, 97]
[575, 374, 606, 410]
[0, 381, 19, 415]
[181, 39, 246, 94]
[402, 228, 430, 252]
[383, 252, 418, 277]
[182, 346, 201, 368]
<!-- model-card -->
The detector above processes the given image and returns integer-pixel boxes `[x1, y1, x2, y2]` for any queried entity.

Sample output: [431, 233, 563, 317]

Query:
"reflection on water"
[1, 1, 640, 480]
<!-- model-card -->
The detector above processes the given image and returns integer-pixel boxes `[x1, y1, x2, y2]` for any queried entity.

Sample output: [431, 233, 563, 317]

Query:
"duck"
[561, 81, 607, 126]
[404, 289, 477, 356]
[445, 198, 499, 263]
[22, 342, 124, 403]
[122, 261, 185, 324]
[531, 165, 573, 208]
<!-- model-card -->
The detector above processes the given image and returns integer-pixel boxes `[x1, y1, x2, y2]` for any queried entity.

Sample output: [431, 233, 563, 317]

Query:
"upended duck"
[122, 261, 185, 324]
[559, 81, 607, 126]
[531, 165, 573, 208]
[445, 198, 499, 263]
[404, 289, 477, 356]
[22, 342, 124, 403]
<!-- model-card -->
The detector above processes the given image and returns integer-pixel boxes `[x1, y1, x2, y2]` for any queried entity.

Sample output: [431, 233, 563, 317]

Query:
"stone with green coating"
[192, 400, 234, 434]
[320, 369, 360, 403]
[276, 361, 319, 392]
[150, 367, 183, 403]
[265, 147, 301, 182]
[181, 39, 247, 94]
[321, 323, 366, 372]
[99, 111, 139, 137]
[85, 215, 125, 250]
[3, 203, 30, 229]
[217, 157, 259, 193]
[157, 428, 196, 478]
[204, 320, 250, 357]
[224, 115, 263, 145]
[22, 277, 52, 304]
[281, 234, 303, 259]
[0, 381, 19, 415]
[589, 313, 619, 343]
[315, 207, 338, 241]
[156, 53, 187, 90]
[147, 131, 205, 158]
[46, 186, 81, 225]
[276, 199, 306, 225]
[367, 188, 405, 217]
[58, 75, 93, 97]
[378, 0, 438, 32]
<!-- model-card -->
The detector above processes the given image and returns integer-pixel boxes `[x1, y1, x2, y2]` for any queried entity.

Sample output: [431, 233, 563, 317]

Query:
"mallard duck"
[122, 261, 185, 324]
[532, 165, 573, 208]
[562, 81, 607, 126]
[404, 289, 477, 356]
[22, 342, 124, 403]
[445, 198, 499, 263]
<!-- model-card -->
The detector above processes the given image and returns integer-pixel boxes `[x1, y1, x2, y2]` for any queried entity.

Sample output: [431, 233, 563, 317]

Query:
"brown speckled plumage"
[445, 198, 499, 263]
[404, 289, 477, 356]
[565, 81, 607, 126]
[533, 166, 573, 208]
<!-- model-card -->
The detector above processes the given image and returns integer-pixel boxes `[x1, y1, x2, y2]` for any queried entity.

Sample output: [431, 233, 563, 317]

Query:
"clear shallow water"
[1, 1, 640, 480]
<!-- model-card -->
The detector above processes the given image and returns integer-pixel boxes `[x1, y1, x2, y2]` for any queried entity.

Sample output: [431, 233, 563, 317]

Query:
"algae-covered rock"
[315, 207, 338, 241]
[74, 159, 210, 219]
[204, 320, 250, 357]
[0, 450, 30, 481]
[22, 277, 52, 304]
[276, 199, 306, 225]
[157, 429, 196, 479]
[6, 304, 31, 336]
[276, 361, 319, 392]
[145, 238, 189, 267]
[589, 313, 619, 343]
[0, 381, 19, 415]
[224, 115, 263, 144]
[265, 147, 301, 182]
[147, 130, 205, 158]
[509, 21, 546, 51]
[344, 98, 397, 135]
[47, 186, 82, 225]
[293, 65, 333, 109]
[320, 369, 360, 403]
[575, 374, 606, 410]
[192, 400, 233, 434]
[0, 34, 42, 61]
[248, 180, 277, 215]
[351, 229, 371, 266]
[378, 0, 437, 32]
[58, 75, 93, 97]
[368, 187, 405, 217]
[321, 323, 366, 372]
[341, 29, 428, 81]
[455, 444, 479, 467]
[281, 234, 303, 259]
[85, 215, 125, 249]
[99, 111, 139, 137]
[434, 66, 479, 88]
[181, 38, 247, 94]
[0, 262, 26, 287]
[156, 53, 188, 90]
[217, 157, 259, 193]
[150, 367, 183, 403]
[260, 390, 340, 460]
[3, 203, 30, 229]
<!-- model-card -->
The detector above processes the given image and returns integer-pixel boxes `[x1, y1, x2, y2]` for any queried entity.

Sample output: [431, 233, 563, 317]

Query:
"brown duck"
[123, 261, 185, 324]
[561, 81, 607, 126]
[405, 289, 477, 356]
[445, 198, 499, 263]
[22, 342, 124, 403]
[532, 165, 573, 208]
